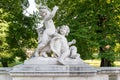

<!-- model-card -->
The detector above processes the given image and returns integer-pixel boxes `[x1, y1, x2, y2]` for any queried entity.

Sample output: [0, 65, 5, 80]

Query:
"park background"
[0, 0, 120, 67]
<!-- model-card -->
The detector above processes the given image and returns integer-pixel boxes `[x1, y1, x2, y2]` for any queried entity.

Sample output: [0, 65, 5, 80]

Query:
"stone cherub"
[35, 24, 80, 64]
[50, 25, 79, 64]
[34, 5, 58, 57]
[33, 5, 80, 64]
[22, 0, 81, 65]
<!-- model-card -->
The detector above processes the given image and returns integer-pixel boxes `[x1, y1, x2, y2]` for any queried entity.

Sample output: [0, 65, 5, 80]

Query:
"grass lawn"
[84, 59, 120, 67]
[84, 59, 100, 67]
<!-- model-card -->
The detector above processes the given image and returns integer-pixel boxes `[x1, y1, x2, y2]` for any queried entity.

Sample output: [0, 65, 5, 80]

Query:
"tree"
[92, 0, 120, 66]
[0, 0, 37, 67]
[0, 0, 120, 67]
[46, 0, 120, 66]
[0, 10, 10, 67]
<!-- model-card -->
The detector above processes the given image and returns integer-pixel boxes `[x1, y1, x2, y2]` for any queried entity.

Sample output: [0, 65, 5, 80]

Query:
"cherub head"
[59, 25, 70, 36]
[39, 6, 51, 17]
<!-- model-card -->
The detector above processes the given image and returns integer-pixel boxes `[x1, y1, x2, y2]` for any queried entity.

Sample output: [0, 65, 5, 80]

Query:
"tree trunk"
[100, 57, 112, 67]
[97, 14, 113, 67]
[99, 47, 112, 67]
[1, 60, 8, 67]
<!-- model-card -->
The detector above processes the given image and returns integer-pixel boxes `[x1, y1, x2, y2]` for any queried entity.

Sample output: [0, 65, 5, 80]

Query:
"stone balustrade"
[0, 68, 12, 80]
[1, 67, 120, 80]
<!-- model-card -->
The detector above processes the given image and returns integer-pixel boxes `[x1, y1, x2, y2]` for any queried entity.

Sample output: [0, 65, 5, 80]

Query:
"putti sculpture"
[23, 0, 81, 65]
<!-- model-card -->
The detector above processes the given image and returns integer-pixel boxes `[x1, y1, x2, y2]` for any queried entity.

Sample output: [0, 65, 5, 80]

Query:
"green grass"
[84, 59, 120, 67]
[114, 61, 120, 67]
[84, 59, 100, 67]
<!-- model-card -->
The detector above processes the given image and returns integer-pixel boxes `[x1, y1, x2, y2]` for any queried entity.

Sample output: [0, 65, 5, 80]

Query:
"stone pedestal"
[0, 68, 12, 80]
[9, 57, 101, 80]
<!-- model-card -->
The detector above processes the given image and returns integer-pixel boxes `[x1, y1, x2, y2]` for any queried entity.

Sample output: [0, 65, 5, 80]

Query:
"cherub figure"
[50, 25, 79, 64]
[34, 5, 58, 57]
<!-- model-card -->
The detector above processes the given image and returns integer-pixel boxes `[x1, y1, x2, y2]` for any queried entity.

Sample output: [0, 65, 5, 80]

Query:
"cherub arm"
[44, 6, 58, 21]
[68, 39, 76, 46]
[50, 6, 59, 18]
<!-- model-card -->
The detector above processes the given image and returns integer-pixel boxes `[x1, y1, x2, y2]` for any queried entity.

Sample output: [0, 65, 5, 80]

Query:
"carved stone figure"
[34, 5, 58, 57]
[69, 46, 80, 59]
[51, 25, 79, 64]
[34, 24, 80, 64]
[28, 5, 81, 65]
[50, 25, 70, 64]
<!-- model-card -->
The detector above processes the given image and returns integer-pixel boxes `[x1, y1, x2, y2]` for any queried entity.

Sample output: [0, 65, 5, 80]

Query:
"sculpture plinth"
[24, 57, 83, 65]
[10, 57, 98, 80]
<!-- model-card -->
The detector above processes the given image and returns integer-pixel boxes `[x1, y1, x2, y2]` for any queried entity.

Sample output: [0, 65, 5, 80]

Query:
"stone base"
[24, 57, 84, 65]
[9, 57, 100, 80]
[10, 76, 106, 80]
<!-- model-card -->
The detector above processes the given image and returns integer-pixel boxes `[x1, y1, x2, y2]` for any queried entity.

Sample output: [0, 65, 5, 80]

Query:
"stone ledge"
[24, 57, 84, 65]
[0, 68, 12, 74]
[10, 61, 97, 77]
[10, 57, 97, 77]
[10, 71, 97, 77]
[98, 67, 120, 74]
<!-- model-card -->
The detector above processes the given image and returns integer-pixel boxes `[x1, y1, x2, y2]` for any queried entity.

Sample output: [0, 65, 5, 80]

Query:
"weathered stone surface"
[24, 57, 84, 65]
[0, 68, 12, 80]
[10, 57, 97, 78]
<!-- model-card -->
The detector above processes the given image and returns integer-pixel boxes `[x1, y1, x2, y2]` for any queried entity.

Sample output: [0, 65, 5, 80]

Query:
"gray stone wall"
[1, 67, 120, 80]
[0, 68, 12, 80]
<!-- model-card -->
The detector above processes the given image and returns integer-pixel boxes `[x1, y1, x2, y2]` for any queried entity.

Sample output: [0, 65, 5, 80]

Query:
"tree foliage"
[46, 0, 120, 66]
[0, 0, 37, 67]
[0, 0, 120, 67]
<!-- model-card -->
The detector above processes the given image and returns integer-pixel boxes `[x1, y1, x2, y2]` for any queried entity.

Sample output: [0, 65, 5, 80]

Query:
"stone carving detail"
[34, 5, 58, 57]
